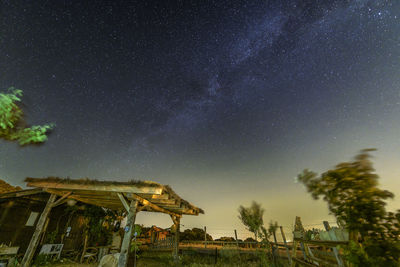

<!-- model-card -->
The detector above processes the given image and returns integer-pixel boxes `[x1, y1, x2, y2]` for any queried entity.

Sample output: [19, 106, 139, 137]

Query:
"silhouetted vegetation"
[180, 228, 213, 241]
[238, 201, 265, 241]
[298, 149, 400, 266]
[0, 87, 54, 145]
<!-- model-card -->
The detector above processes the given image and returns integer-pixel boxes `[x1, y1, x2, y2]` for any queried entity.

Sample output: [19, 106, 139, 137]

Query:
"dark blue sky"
[1, 0, 399, 238]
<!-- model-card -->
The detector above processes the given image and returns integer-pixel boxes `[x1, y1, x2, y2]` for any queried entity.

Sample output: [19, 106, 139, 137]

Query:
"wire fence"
[178, 220, 338, 242]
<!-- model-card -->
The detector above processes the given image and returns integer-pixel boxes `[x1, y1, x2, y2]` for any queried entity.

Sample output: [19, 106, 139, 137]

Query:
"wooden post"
[272, 230, 278, 265]
[234, 230, 239, 248]
[323, 221, 344, 267]
[280, 226, 292, 265]
[118, 199, 138, 267]
[21, 193, 57, 267]
[170, 215, 180, 260]
[290, 240, 299, 267]
[204, 226, 207, 248]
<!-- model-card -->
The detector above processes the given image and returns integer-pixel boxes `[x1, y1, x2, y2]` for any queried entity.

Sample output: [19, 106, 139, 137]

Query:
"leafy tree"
[267, 220, 278, 239]
[297, 149, 400, 266]
[180, 227, 213, 241]
[0, 87, 54, 145]
[238, 201, 265, 241]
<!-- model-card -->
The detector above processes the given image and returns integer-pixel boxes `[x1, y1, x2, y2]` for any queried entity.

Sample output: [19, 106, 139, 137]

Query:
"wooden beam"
[57, 195, 121, 210]
[0, 188, 43, 199]
[117, 193, 130, 212]
[131, 193, 181, 218]
[51, 192, 72, 207]
[118, 200, 138, 267]
[26, 181, 163, 195]
[293, 238, 348, 246]
[21, 193, 57, 267]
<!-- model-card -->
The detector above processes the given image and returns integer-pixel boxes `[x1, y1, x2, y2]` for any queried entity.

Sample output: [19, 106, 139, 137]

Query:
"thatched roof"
[0, 179, 22, 194]
[25, 177, 161, 187]
[22, 177, 204, 216]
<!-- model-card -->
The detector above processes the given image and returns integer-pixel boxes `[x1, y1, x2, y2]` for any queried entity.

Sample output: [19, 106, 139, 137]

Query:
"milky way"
[1, 0, 399, 237]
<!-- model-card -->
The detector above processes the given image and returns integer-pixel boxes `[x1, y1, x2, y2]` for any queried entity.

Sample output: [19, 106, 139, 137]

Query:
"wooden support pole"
[21, 193, 57, 267]
[323, 221, 344, 267]
[280, 226, 292, 265]
[118, 200, 138, 267]
[170, 215, 180, 260]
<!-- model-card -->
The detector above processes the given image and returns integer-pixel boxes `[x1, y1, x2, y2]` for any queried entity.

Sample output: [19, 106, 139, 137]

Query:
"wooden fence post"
[272, 230, 278, 265]
[280, 226, 292, 265]
[204, 226, 207, 248]
[21, 193, 57, 267]
[234, 229, 239, 248]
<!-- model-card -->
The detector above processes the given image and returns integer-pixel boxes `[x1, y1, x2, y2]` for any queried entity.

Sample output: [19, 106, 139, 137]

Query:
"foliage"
[297, 149, 400, 266]
[32, 254, 52, 266]
[238, 201, 265, 241]
[267, 221, 278, 239]
[131, 224, 143, 254]
[304, 228, 321, 241]
[180, 227, 213, 241]
[215, 236, 235, 242]
[45, 230, 58, 243]
[82, 205, 116, 245]
[244, 237, 256, 242]
[0, 87, 54, 145]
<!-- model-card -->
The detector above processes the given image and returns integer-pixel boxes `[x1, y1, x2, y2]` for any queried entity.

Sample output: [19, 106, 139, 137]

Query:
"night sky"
[1, 0, 399, 239]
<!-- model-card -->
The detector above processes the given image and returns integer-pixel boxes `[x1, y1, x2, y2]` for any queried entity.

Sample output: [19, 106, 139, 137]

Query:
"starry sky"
[1, 0, 400, 239]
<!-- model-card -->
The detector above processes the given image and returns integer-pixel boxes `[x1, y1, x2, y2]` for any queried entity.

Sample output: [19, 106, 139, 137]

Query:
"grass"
[135, 249, 287, 267]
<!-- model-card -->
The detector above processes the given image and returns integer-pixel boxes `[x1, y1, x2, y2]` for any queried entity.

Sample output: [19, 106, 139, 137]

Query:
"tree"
[238, 201, 265, 241]
[180, 228, 213, 241]
[267, 220, 278, 240]
[297, 149, 400, 266]
[0, 87, 54, 145]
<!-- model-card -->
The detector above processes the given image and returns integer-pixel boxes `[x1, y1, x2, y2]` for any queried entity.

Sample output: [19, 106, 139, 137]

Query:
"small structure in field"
[1, 177, 203, 267]
[143, 225, 171, 244]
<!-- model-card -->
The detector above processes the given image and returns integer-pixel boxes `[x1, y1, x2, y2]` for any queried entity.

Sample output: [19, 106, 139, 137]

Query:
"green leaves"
[298, 149, 400, 266]
[0, 87, 54, 145]
[238, 201, 265, 241]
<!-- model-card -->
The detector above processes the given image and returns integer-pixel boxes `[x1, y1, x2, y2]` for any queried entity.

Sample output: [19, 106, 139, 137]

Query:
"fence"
[151, 216, 349, 266]
[152, 236, 174, 249]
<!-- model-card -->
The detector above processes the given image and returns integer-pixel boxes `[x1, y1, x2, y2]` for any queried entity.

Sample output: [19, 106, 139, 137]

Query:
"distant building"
[141, 225, 171, 243]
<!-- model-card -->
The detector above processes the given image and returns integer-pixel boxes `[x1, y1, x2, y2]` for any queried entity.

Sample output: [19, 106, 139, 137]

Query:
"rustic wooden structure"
[18, 177, 203, 267]
[0, 190, 92, 257]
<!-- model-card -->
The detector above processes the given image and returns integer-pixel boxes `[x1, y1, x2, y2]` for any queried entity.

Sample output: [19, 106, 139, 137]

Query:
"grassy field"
[134, 249, 286, 267]
[42, 248, 286, 267]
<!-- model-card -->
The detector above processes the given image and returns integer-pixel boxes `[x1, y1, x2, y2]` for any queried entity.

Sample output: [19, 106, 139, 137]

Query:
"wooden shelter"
[17, 177, 204, 267]
[0, 191, 107, 258]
